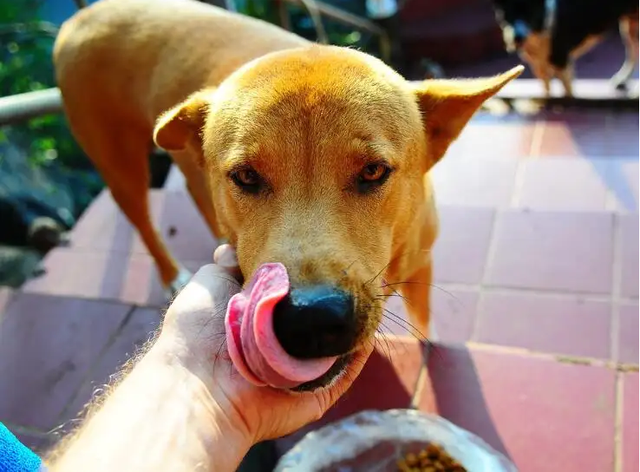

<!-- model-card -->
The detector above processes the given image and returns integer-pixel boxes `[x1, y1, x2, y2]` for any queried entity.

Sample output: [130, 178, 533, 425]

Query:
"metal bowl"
[275, 409, 517, 472]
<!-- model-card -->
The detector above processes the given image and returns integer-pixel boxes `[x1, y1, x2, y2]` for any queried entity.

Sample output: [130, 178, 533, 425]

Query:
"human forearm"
[46, 345, 250, 472]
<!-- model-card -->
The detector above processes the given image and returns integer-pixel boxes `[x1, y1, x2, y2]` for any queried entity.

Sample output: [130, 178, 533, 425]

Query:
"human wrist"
[145, 341, 254, 470]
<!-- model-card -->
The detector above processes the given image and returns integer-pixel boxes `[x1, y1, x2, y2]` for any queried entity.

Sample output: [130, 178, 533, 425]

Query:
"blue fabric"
[0, 423, 43, 472]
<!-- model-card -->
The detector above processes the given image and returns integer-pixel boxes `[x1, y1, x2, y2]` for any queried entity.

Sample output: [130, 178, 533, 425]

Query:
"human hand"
[153, 244, 373, 445]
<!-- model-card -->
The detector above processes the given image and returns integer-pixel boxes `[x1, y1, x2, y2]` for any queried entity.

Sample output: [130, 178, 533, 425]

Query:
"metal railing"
[0, 89, 63, 127]
[0, 0, 390, 126]
[277, 0, 391, 61]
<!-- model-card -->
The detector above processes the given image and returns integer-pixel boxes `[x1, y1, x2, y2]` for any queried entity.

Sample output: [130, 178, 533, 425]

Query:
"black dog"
[491, 0, 638, 96]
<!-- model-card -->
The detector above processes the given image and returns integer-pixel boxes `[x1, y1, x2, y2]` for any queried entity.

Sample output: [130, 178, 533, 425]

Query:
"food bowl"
[275, 409, 517, 472]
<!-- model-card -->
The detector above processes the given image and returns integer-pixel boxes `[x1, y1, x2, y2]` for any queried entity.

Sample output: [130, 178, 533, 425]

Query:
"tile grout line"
[508, 118, 544, 209]
[20, 289, 168, 311]
[372, 336, 429, 410]
[381, 336, 639, 369]
[613, 371, 624, 472]
[469, 209, 502, 342]
[604, 184, 618, 212]
[508, 160, 526, 208]
[53, 304, 140, 428]
[409, 361, 429, 409]
[602, 140, 625, 211]
[528, 117, 546, 159]
[431, 281, 623, 303]
[465, 340, 639, 369]
[610, 214, 623, 364]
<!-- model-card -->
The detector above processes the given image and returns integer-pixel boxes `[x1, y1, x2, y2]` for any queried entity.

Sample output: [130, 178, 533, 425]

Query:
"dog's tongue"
[225, 263, 337, 389]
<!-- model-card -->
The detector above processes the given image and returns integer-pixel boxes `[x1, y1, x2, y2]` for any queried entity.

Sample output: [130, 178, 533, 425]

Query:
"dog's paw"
[163, 267, 193, 301]
[614, 80, 629, 91]
[612, 76, 629, 91]
[611, 64, 634, 91]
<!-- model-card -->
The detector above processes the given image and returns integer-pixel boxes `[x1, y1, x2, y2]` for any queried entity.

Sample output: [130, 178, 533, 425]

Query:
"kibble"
[396, 443, 467, 472]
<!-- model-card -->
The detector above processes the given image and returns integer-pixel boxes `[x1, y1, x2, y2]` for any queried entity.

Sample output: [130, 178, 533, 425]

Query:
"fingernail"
[214, 244, 238, 268]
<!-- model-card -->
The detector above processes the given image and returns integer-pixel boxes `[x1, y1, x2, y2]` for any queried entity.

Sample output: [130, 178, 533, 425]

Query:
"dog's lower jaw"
[163, 266, 193, 301]
[289, 354, 352, 392]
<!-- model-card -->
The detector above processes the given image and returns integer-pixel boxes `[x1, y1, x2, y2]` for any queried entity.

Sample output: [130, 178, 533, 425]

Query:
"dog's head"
[492, 0, 546, 51]
[154, 46, 521, 390]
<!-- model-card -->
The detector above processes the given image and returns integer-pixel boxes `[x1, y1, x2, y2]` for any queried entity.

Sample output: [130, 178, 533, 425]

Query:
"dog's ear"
[153, 89, 214, 151]
[412, 66, 523, 170]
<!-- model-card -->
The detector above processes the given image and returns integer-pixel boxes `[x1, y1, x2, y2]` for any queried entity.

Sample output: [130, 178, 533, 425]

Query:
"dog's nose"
[272, 285, 357, 359]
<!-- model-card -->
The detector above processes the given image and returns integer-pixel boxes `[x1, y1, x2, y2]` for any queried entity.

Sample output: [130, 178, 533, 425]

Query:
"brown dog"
[53, 0, 521, 390]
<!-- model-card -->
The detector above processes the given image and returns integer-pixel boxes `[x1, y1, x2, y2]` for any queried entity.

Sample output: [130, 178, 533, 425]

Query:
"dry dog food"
[396, 443, 467, 472]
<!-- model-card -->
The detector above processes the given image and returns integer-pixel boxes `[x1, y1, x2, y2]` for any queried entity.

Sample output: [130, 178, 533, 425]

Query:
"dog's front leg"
[612, 16, 639, 90]
[398, 258, 435, 343]
[558, 65, 574, 98]
[529, 61, 553, 98]
[170, 149, 225, 241]
[543, 77, 552, 98]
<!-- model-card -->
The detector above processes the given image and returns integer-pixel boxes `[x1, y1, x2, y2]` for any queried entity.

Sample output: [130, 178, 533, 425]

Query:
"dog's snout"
[272, 285, 357, 359]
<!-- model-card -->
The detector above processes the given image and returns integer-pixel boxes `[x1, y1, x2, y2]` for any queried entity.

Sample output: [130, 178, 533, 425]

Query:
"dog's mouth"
[225, 263, 346, 390]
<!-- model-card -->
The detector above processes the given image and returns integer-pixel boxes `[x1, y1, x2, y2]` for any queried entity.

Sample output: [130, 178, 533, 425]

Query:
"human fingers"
[213, 244, 242, 282]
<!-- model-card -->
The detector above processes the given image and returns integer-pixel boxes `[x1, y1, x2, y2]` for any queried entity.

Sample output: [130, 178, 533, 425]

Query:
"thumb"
[213, 244, 243, 282]
[170, 264, 241, 315]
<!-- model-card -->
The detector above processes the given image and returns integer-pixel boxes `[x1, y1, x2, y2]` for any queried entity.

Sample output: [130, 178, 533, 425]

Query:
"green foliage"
[235, 0, 280, 24]
[0, 0, 372, 171]
[0, 0, 88, 170]
[234, 0, 375, 52]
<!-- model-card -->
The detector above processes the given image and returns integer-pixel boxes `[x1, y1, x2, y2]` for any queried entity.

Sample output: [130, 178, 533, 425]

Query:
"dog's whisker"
[381, 280, 430, 289]
[374, 325, 394, 361]
[375, 291, 410, 305]
[366, 300, 426, 345]
[382, 308, 426, 341]
[364, 259, 394, 288]
[341, 259, 358, 278]
[376, 327, 417, 360]
[212, 339, 228, 372]
[430, 283, 462, 305]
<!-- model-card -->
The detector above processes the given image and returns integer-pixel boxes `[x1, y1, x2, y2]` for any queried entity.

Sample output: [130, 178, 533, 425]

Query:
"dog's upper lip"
[225, 263, 338, 389]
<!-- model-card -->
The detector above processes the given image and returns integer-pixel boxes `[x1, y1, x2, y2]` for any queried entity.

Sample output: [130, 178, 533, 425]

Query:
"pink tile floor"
[0, 100, 637, 471]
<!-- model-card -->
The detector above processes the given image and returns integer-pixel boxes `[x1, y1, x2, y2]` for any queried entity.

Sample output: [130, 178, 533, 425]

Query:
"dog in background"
[491, 0, 638, 97]
[53, 0, 521, 390]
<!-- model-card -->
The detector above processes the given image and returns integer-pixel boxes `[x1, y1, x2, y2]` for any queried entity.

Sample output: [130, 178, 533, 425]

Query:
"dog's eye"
[230, 168, 263, 194]
[356, 163, 392, 193]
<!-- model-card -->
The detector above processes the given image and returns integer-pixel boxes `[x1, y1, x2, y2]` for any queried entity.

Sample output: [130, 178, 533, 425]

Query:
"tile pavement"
[486, 210, 615, 294]
[0, 293, 132, 430]
[0, 106, 637, 471]
[418, 346, 618, 472]
[623, 373, 639, 472]
[475, 293, 612, 359]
